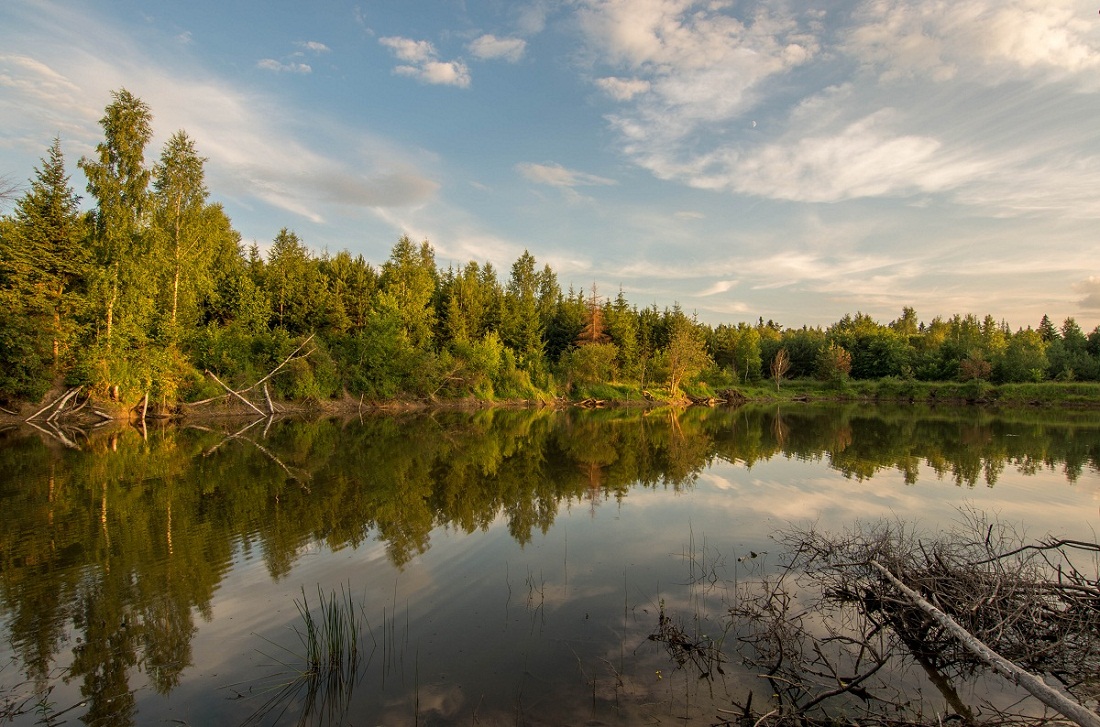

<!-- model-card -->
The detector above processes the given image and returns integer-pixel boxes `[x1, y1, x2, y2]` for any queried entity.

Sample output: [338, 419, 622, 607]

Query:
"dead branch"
[26, 387, 80, 422]
[204, 370, 266, 417]
[201, 419, 309, 491]
[45, 387, 83, 422]
[24, 420, 79, 449]
[871, 560, 1100, 727]
[187, 336, 313, 413]
[244, 333, 315, 393]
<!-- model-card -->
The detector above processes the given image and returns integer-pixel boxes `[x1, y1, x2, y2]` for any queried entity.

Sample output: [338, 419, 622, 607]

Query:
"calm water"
[1, 403, 1098, 725]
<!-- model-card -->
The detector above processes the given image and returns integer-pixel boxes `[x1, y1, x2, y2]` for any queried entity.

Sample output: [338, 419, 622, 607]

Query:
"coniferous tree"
[502, 250, 542, 367]
[0, 138, 89, 398]
[378, 236, 437, 349]
[577, 284, 610, 345]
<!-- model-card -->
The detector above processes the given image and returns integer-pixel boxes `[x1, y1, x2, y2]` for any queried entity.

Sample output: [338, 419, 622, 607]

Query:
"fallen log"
[186, 335, 314, 414]
[205, 370, 266, 417]
[870, 559, 1100, 727]
[45, 387, 83, 422]
[26, 386, 80, 422]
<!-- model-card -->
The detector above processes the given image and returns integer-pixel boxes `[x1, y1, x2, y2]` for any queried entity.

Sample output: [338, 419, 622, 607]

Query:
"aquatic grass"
[293, 584, 362, 676]
[238, 583, 367, 727]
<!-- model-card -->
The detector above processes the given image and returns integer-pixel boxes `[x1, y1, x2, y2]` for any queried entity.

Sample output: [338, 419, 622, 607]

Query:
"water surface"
[1, 403, 1098, 725]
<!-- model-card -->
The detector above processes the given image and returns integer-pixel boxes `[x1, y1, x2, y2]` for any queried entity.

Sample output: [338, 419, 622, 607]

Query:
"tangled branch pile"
[720, 511, 1100, 726]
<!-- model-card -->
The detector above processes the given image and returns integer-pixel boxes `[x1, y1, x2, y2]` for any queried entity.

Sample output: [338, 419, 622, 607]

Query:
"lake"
[1, 403, 1098, 725]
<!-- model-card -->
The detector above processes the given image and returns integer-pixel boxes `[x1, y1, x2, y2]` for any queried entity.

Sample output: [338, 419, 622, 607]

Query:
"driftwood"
[687, 393, 716, 406]
[202, 418, 310, 491]
[575, 397, 606, 408]
[187, 334, 315, 415]
[24, 419, 80, 449]
[205, 369, 266, 416]
[26, 386, 83, 422]
[871, 559, 1100, 727]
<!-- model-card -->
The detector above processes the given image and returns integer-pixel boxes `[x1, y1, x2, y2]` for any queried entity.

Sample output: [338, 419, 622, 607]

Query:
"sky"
[1, 0, 1099, 331]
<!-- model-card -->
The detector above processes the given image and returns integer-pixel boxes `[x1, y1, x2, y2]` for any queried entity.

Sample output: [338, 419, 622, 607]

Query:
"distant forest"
[2, 89, 1099, 408]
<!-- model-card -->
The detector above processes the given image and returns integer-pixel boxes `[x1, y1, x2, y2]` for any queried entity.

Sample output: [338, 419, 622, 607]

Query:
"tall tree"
[663, 311, 711, 395]
[502, 250, 544, 370]
[152, 131, 208, 340]
[0, 138, 89, 374]
[378, 236, 437, 349]
[577, 283, 610, 346]
[79, 89, 153, 349]
[265, 228, 333, 334]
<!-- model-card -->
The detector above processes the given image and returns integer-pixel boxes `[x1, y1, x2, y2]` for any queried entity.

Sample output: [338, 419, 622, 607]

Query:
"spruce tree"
[0, 137, 89, 399]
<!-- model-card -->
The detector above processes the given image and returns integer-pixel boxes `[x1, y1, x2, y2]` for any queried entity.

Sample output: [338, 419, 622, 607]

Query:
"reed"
[240, 583, 365, 726]
[294, 584, 362, 677]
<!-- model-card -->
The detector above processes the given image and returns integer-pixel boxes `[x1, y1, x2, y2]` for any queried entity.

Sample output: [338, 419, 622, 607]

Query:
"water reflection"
[0, 403, 1098, 725]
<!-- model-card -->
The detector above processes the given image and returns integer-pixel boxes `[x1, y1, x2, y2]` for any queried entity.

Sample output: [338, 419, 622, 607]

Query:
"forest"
[2, 89, 1100, 410]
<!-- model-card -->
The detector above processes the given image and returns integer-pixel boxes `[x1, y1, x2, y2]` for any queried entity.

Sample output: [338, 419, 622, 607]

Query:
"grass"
[240, 584, 365, 727]
[294, 584, 362, 676]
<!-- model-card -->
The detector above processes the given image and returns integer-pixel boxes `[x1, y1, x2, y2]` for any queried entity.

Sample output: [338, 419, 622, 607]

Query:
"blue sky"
[2, 0, 1099, 331]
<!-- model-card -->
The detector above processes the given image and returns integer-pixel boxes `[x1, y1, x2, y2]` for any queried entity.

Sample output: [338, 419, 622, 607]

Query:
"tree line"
[2, 89, 1099, 407]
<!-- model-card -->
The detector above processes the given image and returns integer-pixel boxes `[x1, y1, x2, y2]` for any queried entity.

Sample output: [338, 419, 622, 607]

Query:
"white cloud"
[295, 40, 331, 54]
[579, 0, 1100, 222]
[0, 4, 438, 237]
[468, 34, 526, 62]
[595, 76, 650, 101]
[256, 58, 311, 74]
[380, 36, 470, 87]
[845, 0, 1100, 84]
[379, 36, 436, 63]
[517, 162, 616, 187]
[726, 109, 986, 202]
[699, 280, 738, 296]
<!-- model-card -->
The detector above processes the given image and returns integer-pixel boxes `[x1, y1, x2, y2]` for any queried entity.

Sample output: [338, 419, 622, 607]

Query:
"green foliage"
[0, 138, 90, 399]
[817, 342, 852, 383]
[560, 342, 619, 388]
[5, 88, 1100, 407]
[79, 89, 154, 352]
[711, 323, 762, 384]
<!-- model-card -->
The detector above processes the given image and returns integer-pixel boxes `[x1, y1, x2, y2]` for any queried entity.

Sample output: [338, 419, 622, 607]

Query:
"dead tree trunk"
[870, 560, 1100, 727]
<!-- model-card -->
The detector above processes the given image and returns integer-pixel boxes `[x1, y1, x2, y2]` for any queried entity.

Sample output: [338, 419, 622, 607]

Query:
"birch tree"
[79, 89, 153, 349]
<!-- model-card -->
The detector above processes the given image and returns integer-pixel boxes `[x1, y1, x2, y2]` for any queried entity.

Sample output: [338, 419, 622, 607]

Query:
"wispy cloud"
[594, 76, 649, 101]
[468, 34, 526, 62]
[699, 280, 738, 296]
[579, 0, 1100, 219]
[295, 40, 330, 54]
[379, 36, 470, 87]
[0, 3, 438, 236]
[256, 58, 311, 74]
[845, 0, 1100, 85]
[1076, 277, 1100, 311]
[517, 162, 616, 187]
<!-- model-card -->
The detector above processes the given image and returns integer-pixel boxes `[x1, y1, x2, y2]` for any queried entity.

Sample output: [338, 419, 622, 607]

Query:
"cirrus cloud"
[517, 162, 617, 187]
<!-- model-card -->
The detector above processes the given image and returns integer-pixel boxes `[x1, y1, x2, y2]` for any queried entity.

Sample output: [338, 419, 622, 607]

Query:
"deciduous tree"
[79, 89, 153, 349]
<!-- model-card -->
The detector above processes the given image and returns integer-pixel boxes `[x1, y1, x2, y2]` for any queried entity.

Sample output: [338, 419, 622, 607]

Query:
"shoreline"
[3, 379, 1099, 430]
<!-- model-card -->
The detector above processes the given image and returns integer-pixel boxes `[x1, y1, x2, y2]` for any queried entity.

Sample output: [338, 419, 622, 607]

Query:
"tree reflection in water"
[0, 403, 1097, 724]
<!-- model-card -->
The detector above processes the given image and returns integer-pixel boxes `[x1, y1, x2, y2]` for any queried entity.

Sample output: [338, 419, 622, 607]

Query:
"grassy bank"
[673, 378, 1100, 408]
